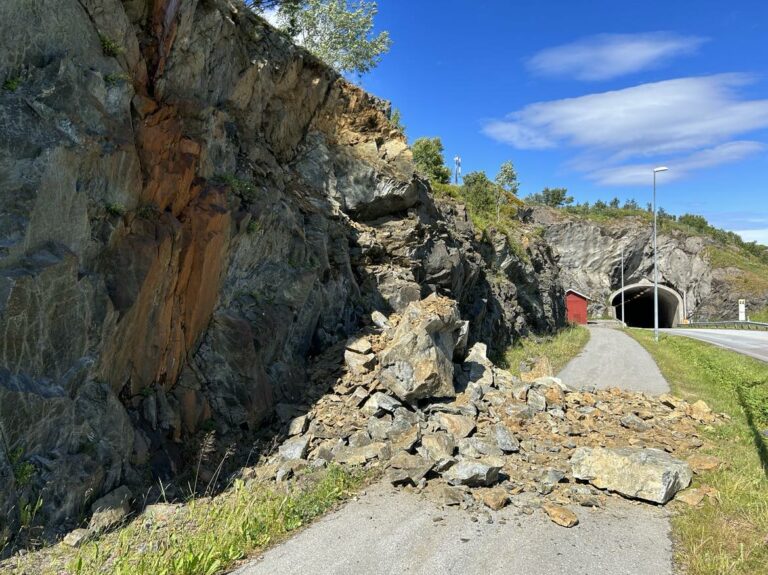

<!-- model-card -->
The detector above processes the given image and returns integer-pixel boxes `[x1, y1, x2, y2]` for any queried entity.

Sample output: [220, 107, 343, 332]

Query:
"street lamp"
[652, 166, 669, 342]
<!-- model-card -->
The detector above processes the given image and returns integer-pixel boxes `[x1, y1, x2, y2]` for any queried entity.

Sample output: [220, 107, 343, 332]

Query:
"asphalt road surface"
[232, 326, 673, 575]
[558, 324, 669, 394]
[663, 328, 768, 362]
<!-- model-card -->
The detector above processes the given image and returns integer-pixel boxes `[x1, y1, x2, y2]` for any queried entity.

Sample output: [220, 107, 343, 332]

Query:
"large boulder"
[571, 447, 692, 504]
[378, 295, 465, 403]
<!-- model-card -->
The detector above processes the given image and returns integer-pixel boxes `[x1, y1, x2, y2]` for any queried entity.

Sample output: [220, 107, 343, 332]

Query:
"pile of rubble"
[261, 295, 722, 526]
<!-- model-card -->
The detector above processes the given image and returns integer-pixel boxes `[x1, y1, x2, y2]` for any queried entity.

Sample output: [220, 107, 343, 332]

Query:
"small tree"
[530, 187, 573, 208]
[678, 213, 709, 231]
[260, 0, 391, 76]
[390, 108, 405, 134]
[462, 171, 496, 215]
[494, 161, 519, 221]
[412, 137, 451, 184]
[609, 197, 620, 209]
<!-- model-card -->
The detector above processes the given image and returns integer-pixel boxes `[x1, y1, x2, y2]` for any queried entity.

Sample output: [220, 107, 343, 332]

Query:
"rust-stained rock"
[542, 503, 579, 528]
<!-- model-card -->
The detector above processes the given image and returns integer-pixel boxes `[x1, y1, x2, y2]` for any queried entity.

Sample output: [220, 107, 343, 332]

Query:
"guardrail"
[683, 321, 768, 331]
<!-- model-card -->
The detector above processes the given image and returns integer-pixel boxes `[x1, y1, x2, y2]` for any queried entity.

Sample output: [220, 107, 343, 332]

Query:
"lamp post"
[652, 166, 669, 342]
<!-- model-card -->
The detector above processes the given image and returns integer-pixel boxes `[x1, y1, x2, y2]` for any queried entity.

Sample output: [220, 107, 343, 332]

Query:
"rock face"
[534, 208, 768, 320]
[0, 0, 564, 542]
[571, 447, 693, 504]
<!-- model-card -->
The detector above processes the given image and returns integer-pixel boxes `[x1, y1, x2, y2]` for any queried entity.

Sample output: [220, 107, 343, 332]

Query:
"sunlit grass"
[8, 466, 364, 575]
[628, 329, 768, 575]
[502, 324, 590, 377]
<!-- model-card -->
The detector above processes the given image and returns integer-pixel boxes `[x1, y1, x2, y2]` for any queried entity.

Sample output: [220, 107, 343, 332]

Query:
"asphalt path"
[663, 328, 768, 363]
[232, 326, 673, 575]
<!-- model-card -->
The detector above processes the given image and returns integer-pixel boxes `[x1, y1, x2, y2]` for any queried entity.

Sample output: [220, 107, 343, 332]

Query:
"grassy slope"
[628, 329, 768, 575]
[707, 245, 768, 296]
[502, 324, 590, 377]
[6, 466, 364, 575]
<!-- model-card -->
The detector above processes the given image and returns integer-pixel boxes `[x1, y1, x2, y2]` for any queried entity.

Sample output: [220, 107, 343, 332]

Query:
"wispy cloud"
[527, 33, 706, 81]
[484, 74, 768, 185]
[735, 229, 768, 245]
[587, 141, 766, 185]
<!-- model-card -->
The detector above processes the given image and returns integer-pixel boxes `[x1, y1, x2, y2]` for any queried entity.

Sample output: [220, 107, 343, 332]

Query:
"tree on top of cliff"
[412, 137, 452, 185]
[255, 0, 391, 76]
[526, 187, 574, 208]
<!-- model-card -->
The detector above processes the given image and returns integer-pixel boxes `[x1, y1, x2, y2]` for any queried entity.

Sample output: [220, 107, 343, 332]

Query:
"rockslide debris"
[257, 295, 720, 526]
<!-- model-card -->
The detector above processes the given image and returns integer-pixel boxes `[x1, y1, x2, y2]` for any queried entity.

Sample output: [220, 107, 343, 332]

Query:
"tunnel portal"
[610, 283, 683, 328]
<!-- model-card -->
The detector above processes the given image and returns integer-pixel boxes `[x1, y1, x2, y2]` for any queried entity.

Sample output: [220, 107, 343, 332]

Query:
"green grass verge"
[627, 329, 768, 575]
[10, 465, 363, 575]
[502, 324, 590, 377]
[753, 307, 768, 323]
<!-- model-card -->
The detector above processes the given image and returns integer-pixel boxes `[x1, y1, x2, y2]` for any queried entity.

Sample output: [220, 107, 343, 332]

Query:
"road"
[232, 326, 673, 575]
[663, 328, 768, 362]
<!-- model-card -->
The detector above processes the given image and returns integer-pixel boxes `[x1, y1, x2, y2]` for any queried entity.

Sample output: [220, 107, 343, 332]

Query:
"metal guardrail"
[684, 321, 768, 331]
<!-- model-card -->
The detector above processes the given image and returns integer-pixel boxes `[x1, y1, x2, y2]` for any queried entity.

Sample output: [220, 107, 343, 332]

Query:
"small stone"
[494, 424, 520, 453]
[687, 454, 722, 474]
[387, 452, 433, 486]
[362, 393, 402, 416]
[89, 486, 132, 533]
[527, 389, 547, 412]
[442, 461, 501, 487]
[434, 413, 476, 439]
[479, 488, 509, 510]
[620, 413, 650, 432]
[371, 310, 391, 329]
[421, 433, 456, 462]
[542, 503, 579, 528]
[676, 488, 706, 507]
[287, 414, 309, 436]
[279, 435, 310, 460]
[344, 350, 377, 375]
[690, 400, 712, 419]
[346, 337, 373, 355]
[63, 528, 91, 548]
[427, 483, 464, 506]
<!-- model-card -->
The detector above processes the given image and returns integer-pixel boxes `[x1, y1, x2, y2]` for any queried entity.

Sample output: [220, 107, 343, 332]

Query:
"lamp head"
[653, 166, 669, 173]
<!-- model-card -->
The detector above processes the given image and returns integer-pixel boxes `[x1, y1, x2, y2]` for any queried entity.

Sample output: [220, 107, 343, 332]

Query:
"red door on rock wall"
[565, 290, 590, 325]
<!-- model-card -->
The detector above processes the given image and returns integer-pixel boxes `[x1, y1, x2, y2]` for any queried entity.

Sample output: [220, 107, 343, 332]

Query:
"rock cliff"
[531, 208, 768, 321]
[0, 0, 563, 544]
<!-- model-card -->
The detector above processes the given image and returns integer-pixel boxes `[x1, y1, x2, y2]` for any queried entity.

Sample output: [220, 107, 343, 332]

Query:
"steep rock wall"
[0, 0, 564, 542]
[533, 208, 767, 320]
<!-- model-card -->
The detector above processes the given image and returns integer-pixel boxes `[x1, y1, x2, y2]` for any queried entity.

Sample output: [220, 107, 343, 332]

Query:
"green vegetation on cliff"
[629, 330, 768, 575]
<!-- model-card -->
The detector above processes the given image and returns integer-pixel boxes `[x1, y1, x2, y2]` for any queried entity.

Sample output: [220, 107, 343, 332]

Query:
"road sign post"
[739, 299, 746, 322]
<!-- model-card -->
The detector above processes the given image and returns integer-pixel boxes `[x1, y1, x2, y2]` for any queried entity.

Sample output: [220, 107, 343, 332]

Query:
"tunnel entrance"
[610, 283, 683, 328]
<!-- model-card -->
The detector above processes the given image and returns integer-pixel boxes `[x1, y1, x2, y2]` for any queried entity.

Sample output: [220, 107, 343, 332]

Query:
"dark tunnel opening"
[611, 285, 681, 328]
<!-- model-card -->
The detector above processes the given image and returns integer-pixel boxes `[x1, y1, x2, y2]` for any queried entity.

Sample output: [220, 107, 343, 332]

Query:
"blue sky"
[353, 1, 768, 244]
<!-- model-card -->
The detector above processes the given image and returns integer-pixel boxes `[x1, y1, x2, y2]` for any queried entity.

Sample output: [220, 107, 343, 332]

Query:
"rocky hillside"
[530, 207, 768, 321]
[0, 0, 564, 545]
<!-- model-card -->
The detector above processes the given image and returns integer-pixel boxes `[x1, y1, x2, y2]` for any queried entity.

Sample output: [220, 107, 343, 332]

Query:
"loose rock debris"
[258, 296, 724, 527]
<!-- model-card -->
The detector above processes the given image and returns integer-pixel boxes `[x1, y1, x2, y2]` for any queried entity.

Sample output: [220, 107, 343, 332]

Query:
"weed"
[105, 203, 126, 217]
[214, 174, 258, 205]
[19, 497, 43, 528]
[2, 76, 21, 92]
[247, 220, 259, 234]
[135, 204, 159, 220]
[9, 448, 35, 487]
[104, 72, 130, 86]
[100, 35, 123, 57]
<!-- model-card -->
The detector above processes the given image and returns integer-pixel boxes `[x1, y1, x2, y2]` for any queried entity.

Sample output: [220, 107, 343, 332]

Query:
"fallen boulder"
[378, 295, 464, 402]
[571, 447, 692, 504]
[442, 460, 501, 487]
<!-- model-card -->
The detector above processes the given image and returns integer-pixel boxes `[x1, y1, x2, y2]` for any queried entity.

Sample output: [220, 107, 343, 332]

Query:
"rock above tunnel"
[378, 295, 464, 403]
[571, 447, 692, 504]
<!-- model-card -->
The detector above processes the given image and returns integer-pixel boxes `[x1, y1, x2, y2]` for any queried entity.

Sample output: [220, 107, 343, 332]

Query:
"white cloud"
[587, 141, 766, 186]
[484, 75, 768, 158]
[735, 229, 768, 245]
[527, 33, 706, 81]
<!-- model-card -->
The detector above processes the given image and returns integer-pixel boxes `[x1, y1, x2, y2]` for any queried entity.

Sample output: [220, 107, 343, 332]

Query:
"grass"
[100, 35, 123, 57]
[753, 307, 768, 323]
[502, 324, 590, 377]
[8, 465, 363, 575]
[707, 246, 768, 296]
[2, 76, 21, 92]
[627, 329, 768, 575]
